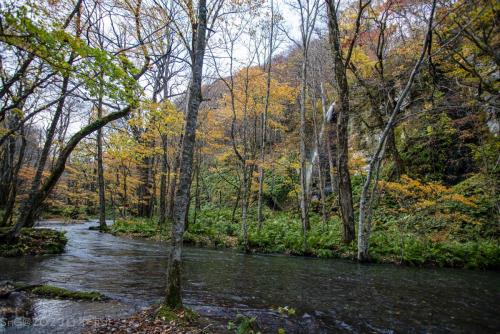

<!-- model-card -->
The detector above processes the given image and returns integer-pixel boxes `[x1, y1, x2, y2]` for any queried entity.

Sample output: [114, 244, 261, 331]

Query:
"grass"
[29, 285, 105, 301]
[105, 172, 500, 270]
[111, 217, 168, 240]
[0, 228, 67, 257]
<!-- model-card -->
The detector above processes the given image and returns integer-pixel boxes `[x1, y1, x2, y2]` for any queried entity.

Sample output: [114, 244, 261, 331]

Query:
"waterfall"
[305, 103, 335, 193]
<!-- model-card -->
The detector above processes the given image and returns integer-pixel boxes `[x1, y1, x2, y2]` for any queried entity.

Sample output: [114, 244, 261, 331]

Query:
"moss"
[84, 306, 220, 333]
[0, 228, 67, 257]
[156, 305, 198, 325]
[29, 285, 105, 301]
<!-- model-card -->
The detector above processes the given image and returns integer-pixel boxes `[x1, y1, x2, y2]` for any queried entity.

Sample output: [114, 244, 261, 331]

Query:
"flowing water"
[0, 221, 499, 333]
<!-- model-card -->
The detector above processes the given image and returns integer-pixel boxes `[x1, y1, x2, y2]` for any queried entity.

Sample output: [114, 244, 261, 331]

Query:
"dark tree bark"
[0, 116, 18, 209]
[325, 0, 357, 243]
[130, 123, 154, 217]
[96, 88, 107, 231]
[159, 134, 169, 226]
[299, 58, 310, 234]
[231, 184, 241, 223]
[164, 0, 208, 309]
[1, 126, 26, 227]
[137, 154, 154, 217]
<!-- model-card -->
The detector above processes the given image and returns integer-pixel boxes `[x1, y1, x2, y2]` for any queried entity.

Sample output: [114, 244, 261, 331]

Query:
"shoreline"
[108, 228, 500, 271]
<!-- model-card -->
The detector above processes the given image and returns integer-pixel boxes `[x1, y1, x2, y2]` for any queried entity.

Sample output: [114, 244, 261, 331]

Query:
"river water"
[0, 221, 499, 333]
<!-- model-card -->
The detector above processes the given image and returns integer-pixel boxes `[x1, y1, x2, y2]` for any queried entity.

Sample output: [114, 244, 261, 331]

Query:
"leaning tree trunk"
[3, 106, 132, 241]
[325, 0, 355, 243]
[358, 0, 436, 261]
[17, 70, 72, 229]
[164, 0, 207, 309]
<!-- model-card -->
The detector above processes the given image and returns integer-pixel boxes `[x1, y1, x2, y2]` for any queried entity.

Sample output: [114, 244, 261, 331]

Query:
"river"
[0, 221, 499, 333]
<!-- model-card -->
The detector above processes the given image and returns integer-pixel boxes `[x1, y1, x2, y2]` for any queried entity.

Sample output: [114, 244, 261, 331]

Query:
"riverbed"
[0, 221, 499, 333]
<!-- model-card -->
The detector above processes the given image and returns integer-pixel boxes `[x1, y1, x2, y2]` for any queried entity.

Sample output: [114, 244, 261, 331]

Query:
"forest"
[0, 0, 499, 333]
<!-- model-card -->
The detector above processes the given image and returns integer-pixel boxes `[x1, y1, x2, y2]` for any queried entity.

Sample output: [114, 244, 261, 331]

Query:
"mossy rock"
[29, 285, 106, 301]
[0, 228, 67, 257]
[155, 305, 198, 325]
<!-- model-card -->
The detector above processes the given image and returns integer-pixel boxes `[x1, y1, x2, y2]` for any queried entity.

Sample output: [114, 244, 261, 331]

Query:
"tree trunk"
[386, 126, 404, 180]
[164, 0, 207, 309]
[0, 113, 19, 209]
[96, 87, 107, 231]
[299, 55, 310, 238]
[159, 135, 169, 226]
[1, 126, 26, 227]
[4, 106, 132, 241]
[241, 165, 252, 253]
[312, 98, 328, 225]
[257, 0, 275, 226]
[325, 0, 355, 243]
[17, 69, 72, 229]
[231, 185, 241, 223]
[137, 154, 153, 217]
[358, 0, 436, 261]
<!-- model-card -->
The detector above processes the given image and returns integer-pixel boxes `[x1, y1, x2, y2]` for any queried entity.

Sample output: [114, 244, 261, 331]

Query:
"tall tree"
[325, 0, 370, 243]
[257, 0, 277, 226]
[288, 0, 321, 248]
[164, 0, 209, 309]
